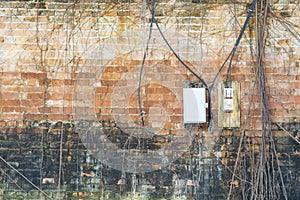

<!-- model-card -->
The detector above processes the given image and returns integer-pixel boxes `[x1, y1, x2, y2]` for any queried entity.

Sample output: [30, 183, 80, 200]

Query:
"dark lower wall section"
[0, 121, 299, 200]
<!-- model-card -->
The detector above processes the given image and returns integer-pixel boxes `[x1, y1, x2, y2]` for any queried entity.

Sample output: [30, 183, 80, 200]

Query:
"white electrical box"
[183, 88, 206, 123]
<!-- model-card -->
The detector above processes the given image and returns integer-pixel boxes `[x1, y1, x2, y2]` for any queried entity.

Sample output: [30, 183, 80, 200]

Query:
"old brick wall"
[0, 0, 299, 199]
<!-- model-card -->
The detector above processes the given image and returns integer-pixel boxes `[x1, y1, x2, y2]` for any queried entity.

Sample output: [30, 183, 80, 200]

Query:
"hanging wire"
[137, 0, 155, 127]
[211, 0, 257, 89]
[0, 156, 51, 199]
[0, 167, 27, 193]
[142, 0, 214, 132]
[227, 0, 256, 83]
[275, 122, 300, 145]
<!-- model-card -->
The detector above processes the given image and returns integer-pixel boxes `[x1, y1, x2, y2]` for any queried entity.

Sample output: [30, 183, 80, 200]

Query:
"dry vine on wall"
[227, 0, 300, 199]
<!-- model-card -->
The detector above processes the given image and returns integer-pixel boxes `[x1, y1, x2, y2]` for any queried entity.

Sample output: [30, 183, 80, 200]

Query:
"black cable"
[145, 0, 214, 132]
[210, 48, 234, 90]
[137, 0, 155, 126]
[211, 0, 257, 90]
[226, 0, 257, 85]
[140, 0, 257, 132]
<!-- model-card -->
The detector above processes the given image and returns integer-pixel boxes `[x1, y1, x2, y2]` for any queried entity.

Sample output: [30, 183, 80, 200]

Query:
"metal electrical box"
[183, 88, 206, 123]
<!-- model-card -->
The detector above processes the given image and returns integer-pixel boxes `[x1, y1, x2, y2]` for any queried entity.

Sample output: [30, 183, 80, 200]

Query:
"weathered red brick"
[21, 99, 44, 107]
[27, 93, 44, 100]
[21, 72, 46, 79]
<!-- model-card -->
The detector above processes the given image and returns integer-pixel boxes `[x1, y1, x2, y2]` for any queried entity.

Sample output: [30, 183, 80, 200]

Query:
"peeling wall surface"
[0, 0, 300, 199]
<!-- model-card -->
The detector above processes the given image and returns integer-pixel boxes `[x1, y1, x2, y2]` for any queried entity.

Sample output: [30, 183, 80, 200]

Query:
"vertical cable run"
[137, 0, 155, 126]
